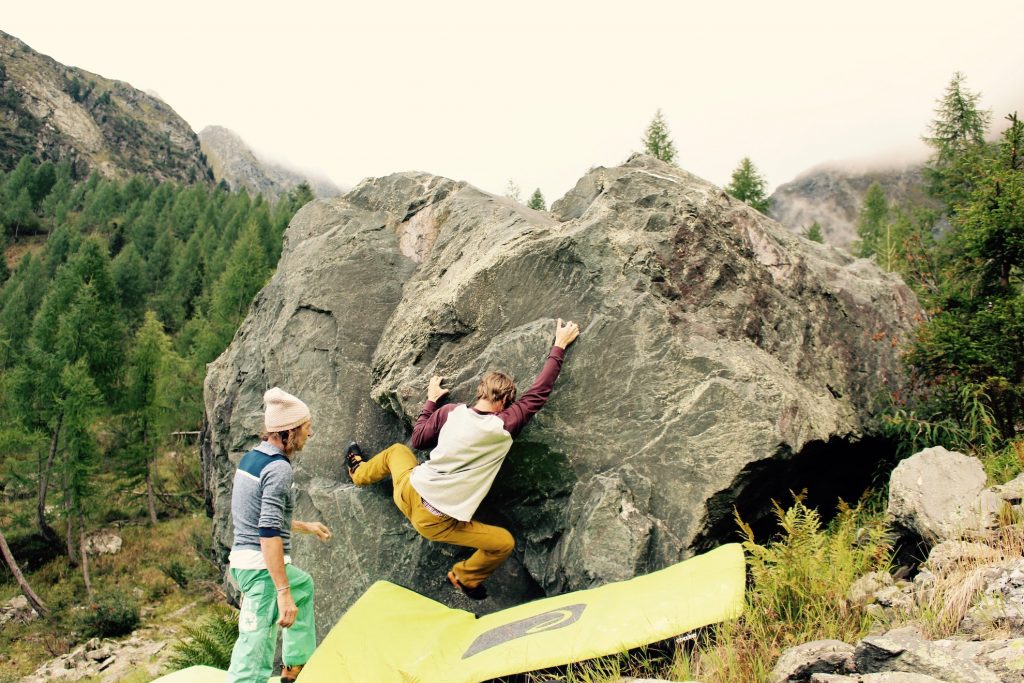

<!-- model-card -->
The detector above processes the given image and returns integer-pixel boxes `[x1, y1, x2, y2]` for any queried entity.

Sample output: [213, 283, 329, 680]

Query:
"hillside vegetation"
[0, 156, 311, 615]
[0, 30, 210, 184]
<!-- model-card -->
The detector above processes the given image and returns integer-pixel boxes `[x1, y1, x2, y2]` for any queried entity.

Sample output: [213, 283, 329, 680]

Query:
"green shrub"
[158, 559, 191, 589]
[680, 496, 892, 683]
[166, 611, 238, 671]
[79, 591, 140, 638]
[147, 580, 173, 602]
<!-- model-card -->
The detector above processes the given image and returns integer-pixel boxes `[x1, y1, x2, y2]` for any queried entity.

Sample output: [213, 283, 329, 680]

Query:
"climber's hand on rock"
[428, 376, 449, 403]
[554, 319, 580, 349]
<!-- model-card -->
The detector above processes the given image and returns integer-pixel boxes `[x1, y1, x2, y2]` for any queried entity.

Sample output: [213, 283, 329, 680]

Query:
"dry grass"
[3, 234, 47, 269]
[914, 522, 1024, 638]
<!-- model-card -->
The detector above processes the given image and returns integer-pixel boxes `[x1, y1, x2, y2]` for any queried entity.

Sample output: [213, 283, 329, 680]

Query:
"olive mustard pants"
[352, 443, 514, 586]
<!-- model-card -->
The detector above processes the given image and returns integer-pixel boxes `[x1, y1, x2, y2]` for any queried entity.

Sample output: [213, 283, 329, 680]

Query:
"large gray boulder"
[203, 155, 921, 636]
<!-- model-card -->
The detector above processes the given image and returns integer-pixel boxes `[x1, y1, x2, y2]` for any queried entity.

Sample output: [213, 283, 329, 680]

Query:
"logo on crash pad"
[462, 603, 587, 658]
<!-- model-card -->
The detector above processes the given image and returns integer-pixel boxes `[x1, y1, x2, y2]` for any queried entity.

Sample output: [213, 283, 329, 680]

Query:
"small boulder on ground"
[0, 594, 39, 625]
[849, 572, 895, 607]
[929, 637, 1024, 680]
[83, 530, 123, 556]
[992, 472, 1024, 503]
[771, 639, 857, 682]
[887, 447, 1003, 544]
[924, 540, 1002, 574]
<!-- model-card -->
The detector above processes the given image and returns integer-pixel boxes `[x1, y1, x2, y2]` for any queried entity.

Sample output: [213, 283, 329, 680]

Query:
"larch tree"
[924, 72, 992, 208]
[126, 312, 172, 525]
[804, 221, 824, 243]
[642, 109, 677, 164]
[725, 157, 770, 213]
[528, 188, 546, 211]
[58, 359, 101, 592]
[856, 182, 889, 261]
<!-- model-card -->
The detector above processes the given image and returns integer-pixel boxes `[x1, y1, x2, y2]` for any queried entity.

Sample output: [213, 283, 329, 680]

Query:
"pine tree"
[924, 72, 992, 207]
[954, 113, 1024, 294]
[111, 244, 148, 325]
[41, 162, 74, 217]
[906, 112, 1024, 442]
[527, 189, 546, 211]
[59, 359, 101, 589]
[288, 182, 314, 210]
[804, 222, 824, 243]
[856, 182, 889, 259]
[0, 255, 45, 367]
[29, 162, 56, 208]
[126, 312, 171, 525]
[3, 155, 35, 206]
[192, 226, 269, 364]
[642, 109, 677, 164]
[154, 233, 204, 331]
[887, 204, 941, 296]
[5, 187, 36, 238]
[251, 207, 276, 266]
[725, 157, 770, 213]
[43, 223, 83, 277]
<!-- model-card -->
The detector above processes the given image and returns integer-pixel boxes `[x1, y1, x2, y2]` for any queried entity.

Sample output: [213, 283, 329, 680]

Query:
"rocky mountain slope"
[769, 164, 937, 248]
[0, 30, 210, 183]
[199, 125, 341, 200]
[202, 154, 922, 635]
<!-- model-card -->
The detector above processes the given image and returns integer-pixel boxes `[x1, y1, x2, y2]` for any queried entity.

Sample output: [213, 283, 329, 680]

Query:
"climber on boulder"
[347, 318, 580, 599]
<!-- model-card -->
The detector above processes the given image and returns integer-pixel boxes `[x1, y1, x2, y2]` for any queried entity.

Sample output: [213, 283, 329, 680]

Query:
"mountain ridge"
[0, 30, 210, 183]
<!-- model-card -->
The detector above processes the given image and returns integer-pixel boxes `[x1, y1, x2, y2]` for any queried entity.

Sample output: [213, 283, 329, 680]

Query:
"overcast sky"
[5, 1, 1022, 200]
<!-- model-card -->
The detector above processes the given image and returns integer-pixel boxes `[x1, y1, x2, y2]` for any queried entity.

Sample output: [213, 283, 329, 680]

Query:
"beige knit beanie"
[264, 387, 311, 432]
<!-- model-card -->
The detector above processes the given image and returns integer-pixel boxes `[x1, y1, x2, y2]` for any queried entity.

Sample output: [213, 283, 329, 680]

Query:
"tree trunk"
[64, 486, 78, 565]
[146, 467, 158, 525]
[78, 514, 92, 598]
[145, 432, 158, 526]
[0, 526, 49, 617]
[36, 413, 62, 542]
[200, 416, 214, 518]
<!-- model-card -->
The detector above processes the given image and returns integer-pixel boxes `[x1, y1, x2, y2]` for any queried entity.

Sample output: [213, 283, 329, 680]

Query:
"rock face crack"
[297, 303, 333, 316]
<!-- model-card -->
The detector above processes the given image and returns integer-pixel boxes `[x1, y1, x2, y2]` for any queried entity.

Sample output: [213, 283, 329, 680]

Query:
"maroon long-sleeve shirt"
[411, 345, 566, 449]
[407, 345, 566, 520]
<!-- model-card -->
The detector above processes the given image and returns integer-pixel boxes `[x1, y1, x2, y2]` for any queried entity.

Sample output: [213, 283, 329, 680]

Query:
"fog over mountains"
[199, 125, 341, 200]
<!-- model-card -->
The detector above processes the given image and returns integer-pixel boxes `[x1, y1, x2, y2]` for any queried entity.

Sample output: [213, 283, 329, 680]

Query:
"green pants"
[226, 564, 316, 683]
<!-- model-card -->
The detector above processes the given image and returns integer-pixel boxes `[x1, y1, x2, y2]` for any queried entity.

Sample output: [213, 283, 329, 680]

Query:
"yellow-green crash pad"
[150, 665, 280, 682]
[156, 543, 744, 683]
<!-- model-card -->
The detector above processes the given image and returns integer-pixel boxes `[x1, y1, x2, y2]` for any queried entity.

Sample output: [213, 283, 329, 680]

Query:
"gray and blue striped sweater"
[230, 441, 294, 553]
